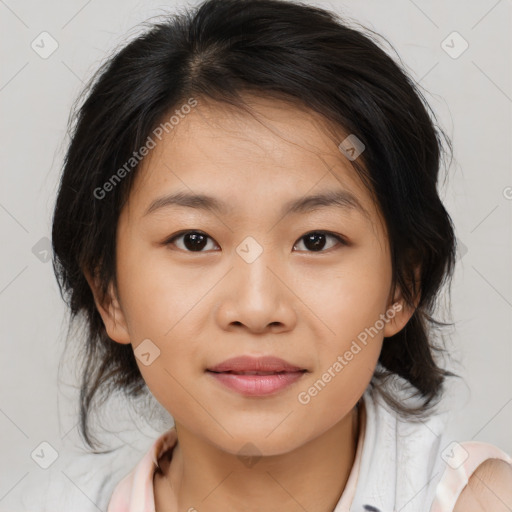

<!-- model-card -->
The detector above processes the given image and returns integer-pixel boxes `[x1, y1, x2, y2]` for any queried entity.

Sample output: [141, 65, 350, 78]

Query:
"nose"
[214, 252, 297, 334]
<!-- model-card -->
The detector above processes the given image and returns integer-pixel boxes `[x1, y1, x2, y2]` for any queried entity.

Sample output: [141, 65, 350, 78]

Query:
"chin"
[211, 425, 308, 459]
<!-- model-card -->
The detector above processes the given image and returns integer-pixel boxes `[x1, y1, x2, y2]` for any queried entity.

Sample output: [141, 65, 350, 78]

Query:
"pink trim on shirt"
[107, 427, 178, 512]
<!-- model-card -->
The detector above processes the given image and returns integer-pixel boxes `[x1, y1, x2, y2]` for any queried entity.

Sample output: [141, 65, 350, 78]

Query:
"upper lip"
[207, 355, 306, 373]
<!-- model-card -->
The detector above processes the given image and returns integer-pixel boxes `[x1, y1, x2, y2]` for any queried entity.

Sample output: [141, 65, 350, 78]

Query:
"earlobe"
[382, 298, 415, 338]
[83, 269, 131, 345]
[383, 286, 418, 338]
[383, 265, 421, 338]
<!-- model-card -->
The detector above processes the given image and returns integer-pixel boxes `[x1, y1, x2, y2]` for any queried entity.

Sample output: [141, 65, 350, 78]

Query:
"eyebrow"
[144, 189, 369, 219]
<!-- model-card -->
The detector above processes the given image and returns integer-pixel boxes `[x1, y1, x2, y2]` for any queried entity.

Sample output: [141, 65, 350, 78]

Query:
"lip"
[207, 355, 305, 373]
[206, 355, 307, 397]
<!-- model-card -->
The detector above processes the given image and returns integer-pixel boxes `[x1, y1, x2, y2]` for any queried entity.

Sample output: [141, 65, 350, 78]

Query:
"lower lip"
[207, 370, 306, 396]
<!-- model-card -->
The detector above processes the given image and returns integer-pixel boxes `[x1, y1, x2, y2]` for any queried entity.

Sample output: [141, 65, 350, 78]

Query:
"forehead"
[126, 95, 383, 230]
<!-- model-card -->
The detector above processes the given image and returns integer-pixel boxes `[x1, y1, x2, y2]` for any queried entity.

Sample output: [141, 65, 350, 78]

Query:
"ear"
[83, 269, 131, 345]
[383, 265, 421, 338]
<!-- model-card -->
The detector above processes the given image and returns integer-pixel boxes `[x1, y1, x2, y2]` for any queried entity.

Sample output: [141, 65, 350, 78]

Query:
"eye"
[163, 230, 347, 253]
[164, 230, 219, 252]
[293, 231, 346, 253]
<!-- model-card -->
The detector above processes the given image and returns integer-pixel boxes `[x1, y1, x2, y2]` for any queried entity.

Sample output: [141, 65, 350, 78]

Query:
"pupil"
[304, 233, 326, 251]
[185, 232, 207, 251]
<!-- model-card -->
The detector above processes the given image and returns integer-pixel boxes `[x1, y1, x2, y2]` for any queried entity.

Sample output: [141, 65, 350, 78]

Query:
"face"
[90, 95, 414, 456]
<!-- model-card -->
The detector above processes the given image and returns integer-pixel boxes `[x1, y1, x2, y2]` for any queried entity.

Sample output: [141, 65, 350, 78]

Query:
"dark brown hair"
[52, 0, 459, 452]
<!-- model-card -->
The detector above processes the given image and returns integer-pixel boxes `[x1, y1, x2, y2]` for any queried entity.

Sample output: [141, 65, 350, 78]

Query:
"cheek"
[295, 241, 390, 405]
[294, 349, 376, 438]
[302, 243, 391, 346]
[116, 242, 198, 340]
[115, 244, 208, 391]
[294, 264, 387, 427]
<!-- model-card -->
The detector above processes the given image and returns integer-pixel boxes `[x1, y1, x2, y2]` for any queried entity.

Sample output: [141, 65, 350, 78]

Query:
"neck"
[160, 403, 364, 512]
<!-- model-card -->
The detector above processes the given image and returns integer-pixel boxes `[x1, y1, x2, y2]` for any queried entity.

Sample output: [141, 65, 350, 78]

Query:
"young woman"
[51, 0, 512, 510]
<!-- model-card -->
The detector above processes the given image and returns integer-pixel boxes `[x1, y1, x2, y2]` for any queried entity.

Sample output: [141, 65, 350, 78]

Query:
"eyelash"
[163, 230, 347, 253]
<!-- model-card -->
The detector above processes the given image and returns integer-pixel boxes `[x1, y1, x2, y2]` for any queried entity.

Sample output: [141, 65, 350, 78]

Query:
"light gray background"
[1, 0, 511, 510]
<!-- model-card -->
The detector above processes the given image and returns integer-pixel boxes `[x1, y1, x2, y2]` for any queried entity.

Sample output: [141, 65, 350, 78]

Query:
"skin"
[451, 459, 512, 512]
[87, 95, 419, 512]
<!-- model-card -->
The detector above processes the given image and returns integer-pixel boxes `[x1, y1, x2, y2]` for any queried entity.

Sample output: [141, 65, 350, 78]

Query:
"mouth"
[205, 355, 308, 396]
[206, 368, 307, 396]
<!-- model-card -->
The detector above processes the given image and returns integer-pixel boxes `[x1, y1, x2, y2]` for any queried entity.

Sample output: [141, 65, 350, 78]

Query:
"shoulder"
[453, 458, 512, 512]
